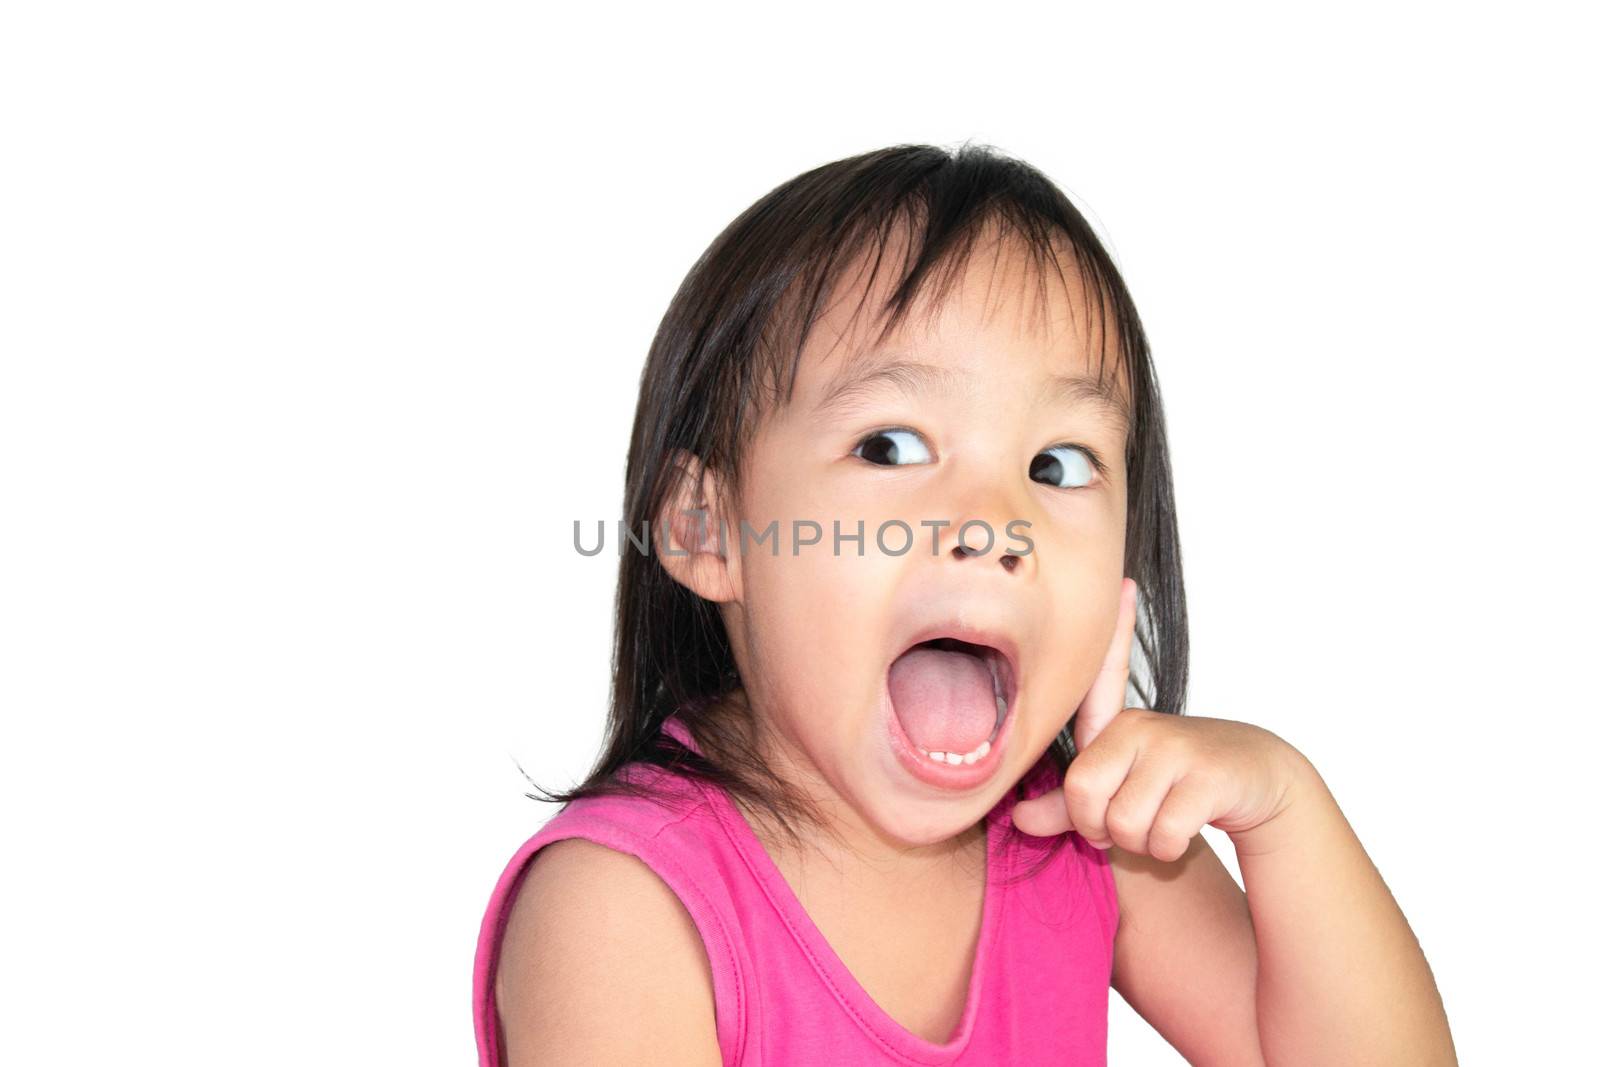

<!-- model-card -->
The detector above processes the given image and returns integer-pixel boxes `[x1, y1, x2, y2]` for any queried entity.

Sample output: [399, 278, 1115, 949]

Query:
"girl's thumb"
[1011, 787, 1073, 837]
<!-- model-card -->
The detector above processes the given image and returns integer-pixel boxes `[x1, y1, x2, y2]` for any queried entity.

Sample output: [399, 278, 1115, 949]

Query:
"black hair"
[523, 141, 1189, 884]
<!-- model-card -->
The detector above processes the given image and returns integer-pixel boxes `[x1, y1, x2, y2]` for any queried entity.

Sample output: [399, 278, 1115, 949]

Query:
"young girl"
[472, 143, 1456, 1065]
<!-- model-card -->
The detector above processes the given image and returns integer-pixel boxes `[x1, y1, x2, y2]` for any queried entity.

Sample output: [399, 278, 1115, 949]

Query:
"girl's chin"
[855, 796, 993, 853]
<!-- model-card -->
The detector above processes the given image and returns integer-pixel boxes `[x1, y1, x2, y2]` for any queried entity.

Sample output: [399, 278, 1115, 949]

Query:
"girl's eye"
[852, 428, 933, 466]
[1030, 444, 1103, 489]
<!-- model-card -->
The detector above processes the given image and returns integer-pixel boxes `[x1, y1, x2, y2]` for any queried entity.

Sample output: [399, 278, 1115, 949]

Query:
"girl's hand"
[1011, 578, 1310, 860]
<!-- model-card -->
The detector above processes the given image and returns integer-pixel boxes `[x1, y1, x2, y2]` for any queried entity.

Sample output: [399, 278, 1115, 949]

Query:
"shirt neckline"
[663, 714, 1014, 1065]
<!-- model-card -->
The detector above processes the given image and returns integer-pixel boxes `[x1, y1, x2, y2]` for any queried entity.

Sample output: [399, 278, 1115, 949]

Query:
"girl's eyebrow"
[813, 356, 962, 420]
[814, 352, 1130, 433]
[1040, 370, 1131, 435]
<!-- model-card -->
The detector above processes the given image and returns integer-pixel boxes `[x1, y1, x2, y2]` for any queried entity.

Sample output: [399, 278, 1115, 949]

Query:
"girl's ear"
[655, 449, 739, 604]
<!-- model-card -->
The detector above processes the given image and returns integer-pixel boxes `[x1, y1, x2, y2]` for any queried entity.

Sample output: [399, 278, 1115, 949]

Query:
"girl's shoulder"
[490, 832, 724, 1064]
[474, 763, 746, 1066]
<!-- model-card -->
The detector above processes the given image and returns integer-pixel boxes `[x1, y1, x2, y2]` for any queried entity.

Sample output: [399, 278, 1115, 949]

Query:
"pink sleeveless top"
[473, 715, 1119, 1065]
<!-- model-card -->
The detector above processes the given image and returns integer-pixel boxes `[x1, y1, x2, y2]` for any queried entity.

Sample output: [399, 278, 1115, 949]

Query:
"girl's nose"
[941, 470, 1036, 575]
[951, 536, 1026, 573]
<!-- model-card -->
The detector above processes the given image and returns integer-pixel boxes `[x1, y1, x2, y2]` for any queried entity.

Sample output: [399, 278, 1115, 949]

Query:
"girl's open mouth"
[882, 630, 1019, 791]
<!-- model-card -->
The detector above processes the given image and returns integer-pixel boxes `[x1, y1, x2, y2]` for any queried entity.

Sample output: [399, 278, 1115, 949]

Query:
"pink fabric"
[473, 714, 1119, 1065]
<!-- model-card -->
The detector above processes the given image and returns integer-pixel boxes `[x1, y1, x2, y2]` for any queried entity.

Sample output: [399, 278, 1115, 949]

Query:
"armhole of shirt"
[1074, 831, 1121, 976]
[474, 808, 747, 1067]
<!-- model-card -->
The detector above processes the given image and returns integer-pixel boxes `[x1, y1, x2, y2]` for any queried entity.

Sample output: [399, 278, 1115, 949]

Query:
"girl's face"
[676, 232, 1130, 854]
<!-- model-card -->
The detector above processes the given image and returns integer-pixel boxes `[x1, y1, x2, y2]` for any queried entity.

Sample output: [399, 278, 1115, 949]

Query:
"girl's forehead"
[793, 236, 1125, 404]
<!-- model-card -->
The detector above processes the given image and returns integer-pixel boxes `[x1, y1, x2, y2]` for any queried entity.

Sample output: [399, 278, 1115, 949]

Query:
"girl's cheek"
[1042, 568, 1126, 680]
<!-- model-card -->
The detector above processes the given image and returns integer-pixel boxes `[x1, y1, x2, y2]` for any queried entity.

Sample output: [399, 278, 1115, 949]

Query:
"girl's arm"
[1016, 581, 1457, 1064]
[1107, 835, 1266, 1064]
[1106, 758, 1456, 1067]
[1230, 751, 1457, 1065]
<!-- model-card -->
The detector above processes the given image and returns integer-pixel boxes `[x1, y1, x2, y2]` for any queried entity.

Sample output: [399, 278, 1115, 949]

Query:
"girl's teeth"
[919, 739, 992, 765]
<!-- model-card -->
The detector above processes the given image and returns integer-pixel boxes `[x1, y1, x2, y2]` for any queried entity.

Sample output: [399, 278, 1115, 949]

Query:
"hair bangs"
[727, 179, 1136, 507]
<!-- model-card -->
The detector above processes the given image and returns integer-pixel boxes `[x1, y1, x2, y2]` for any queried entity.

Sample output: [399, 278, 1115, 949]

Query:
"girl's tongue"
[886, 645, 996, 754]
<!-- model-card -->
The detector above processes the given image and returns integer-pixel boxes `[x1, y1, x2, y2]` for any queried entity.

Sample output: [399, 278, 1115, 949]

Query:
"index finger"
[1073, 576, 1138, 752]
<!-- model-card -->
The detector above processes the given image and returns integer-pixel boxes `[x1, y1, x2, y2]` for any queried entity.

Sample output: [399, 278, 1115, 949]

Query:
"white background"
[3, 2, 1595, 1063]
